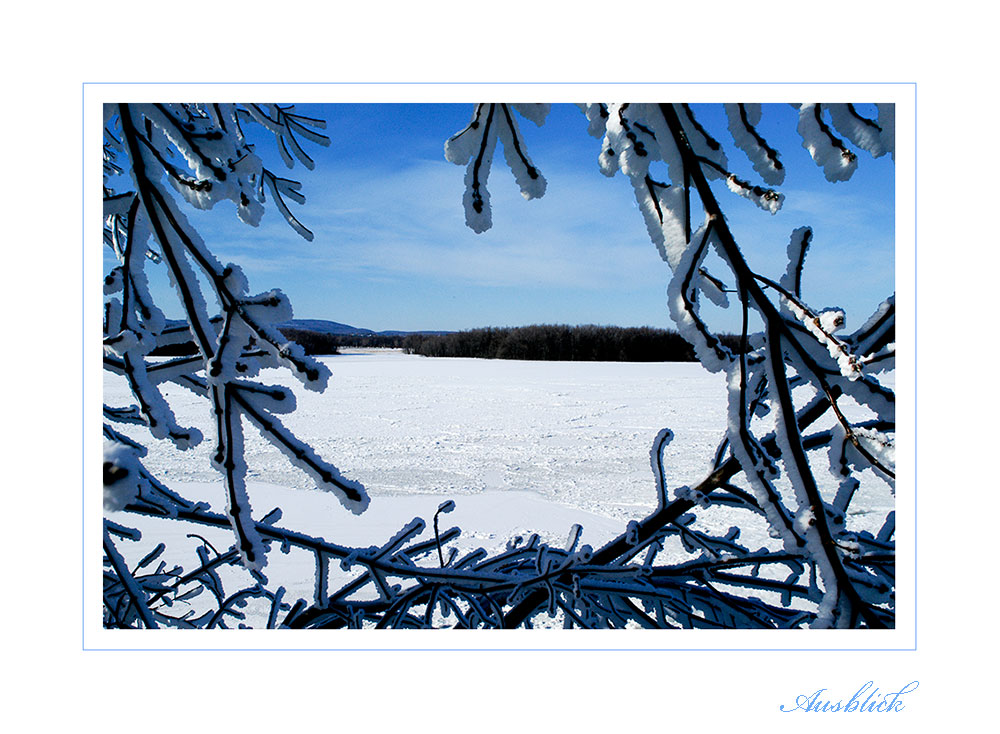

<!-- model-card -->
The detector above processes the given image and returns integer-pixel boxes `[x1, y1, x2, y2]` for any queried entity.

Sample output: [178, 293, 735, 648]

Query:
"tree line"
[149, 328, 409, 357]
[401, 324, 742, 362]
[150, 324, 741, 360]
[274, 329, 426, 355]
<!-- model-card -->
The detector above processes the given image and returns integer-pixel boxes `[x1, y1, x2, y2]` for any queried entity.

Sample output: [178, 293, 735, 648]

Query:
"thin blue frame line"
[82, 82, 89, 650]
[85, 83, 910, 650]
[83, 81, 915, 88]
[87, 646, 915, 653]
[912, 82, 918, 652]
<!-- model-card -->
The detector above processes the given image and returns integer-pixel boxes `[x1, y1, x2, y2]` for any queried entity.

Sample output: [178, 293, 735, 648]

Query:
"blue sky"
[128, 103, 894, 334]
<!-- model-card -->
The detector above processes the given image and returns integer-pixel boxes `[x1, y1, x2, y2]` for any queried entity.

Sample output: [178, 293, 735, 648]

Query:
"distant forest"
[274, 328, 413, 355]
[152, 324, 743, 362]
[401, 325, 743, 362]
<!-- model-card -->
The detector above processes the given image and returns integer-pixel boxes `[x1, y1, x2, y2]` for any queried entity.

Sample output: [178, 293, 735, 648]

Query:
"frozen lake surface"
[106, 349, 731, 525]
[103, 348, 893, 624]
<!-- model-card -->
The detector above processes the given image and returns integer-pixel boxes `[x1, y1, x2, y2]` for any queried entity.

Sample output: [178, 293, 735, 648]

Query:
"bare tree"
[103, 102, 894, 629]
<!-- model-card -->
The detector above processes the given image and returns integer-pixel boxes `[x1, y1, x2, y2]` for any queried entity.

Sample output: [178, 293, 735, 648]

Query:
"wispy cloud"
[139, 105, 894, 332]
[248, 157, 669, 292]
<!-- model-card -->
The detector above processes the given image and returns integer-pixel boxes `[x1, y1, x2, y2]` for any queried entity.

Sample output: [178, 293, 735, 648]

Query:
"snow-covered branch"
[104, 103, 367, 579]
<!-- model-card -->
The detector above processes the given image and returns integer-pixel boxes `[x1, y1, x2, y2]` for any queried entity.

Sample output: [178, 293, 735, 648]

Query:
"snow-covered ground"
[108, 349, 730, 519]
[103, 348, 893, 627]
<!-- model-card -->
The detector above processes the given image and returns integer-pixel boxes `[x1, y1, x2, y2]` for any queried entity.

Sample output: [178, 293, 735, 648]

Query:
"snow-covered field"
[109, 348, 730, 515]
[103, 348, 893, 627]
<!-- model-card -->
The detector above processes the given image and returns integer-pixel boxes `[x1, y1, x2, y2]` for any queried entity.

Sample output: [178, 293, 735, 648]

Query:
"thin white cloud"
[141, 113, 893, 333]
[269, 157, 668, 292]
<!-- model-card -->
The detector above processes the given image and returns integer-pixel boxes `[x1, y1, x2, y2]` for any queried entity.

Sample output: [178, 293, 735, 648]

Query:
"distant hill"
[163, 317, 446, 338]
[277, 319, 374, 336]
[153, 319, 449, 356]
[374, 329, 444, 337]
[276, 320, 454, 355]
[278, 319, 451, 337]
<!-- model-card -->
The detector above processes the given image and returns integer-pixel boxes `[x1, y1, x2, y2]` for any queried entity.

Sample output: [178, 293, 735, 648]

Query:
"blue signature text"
[780, 681, 919, 713]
